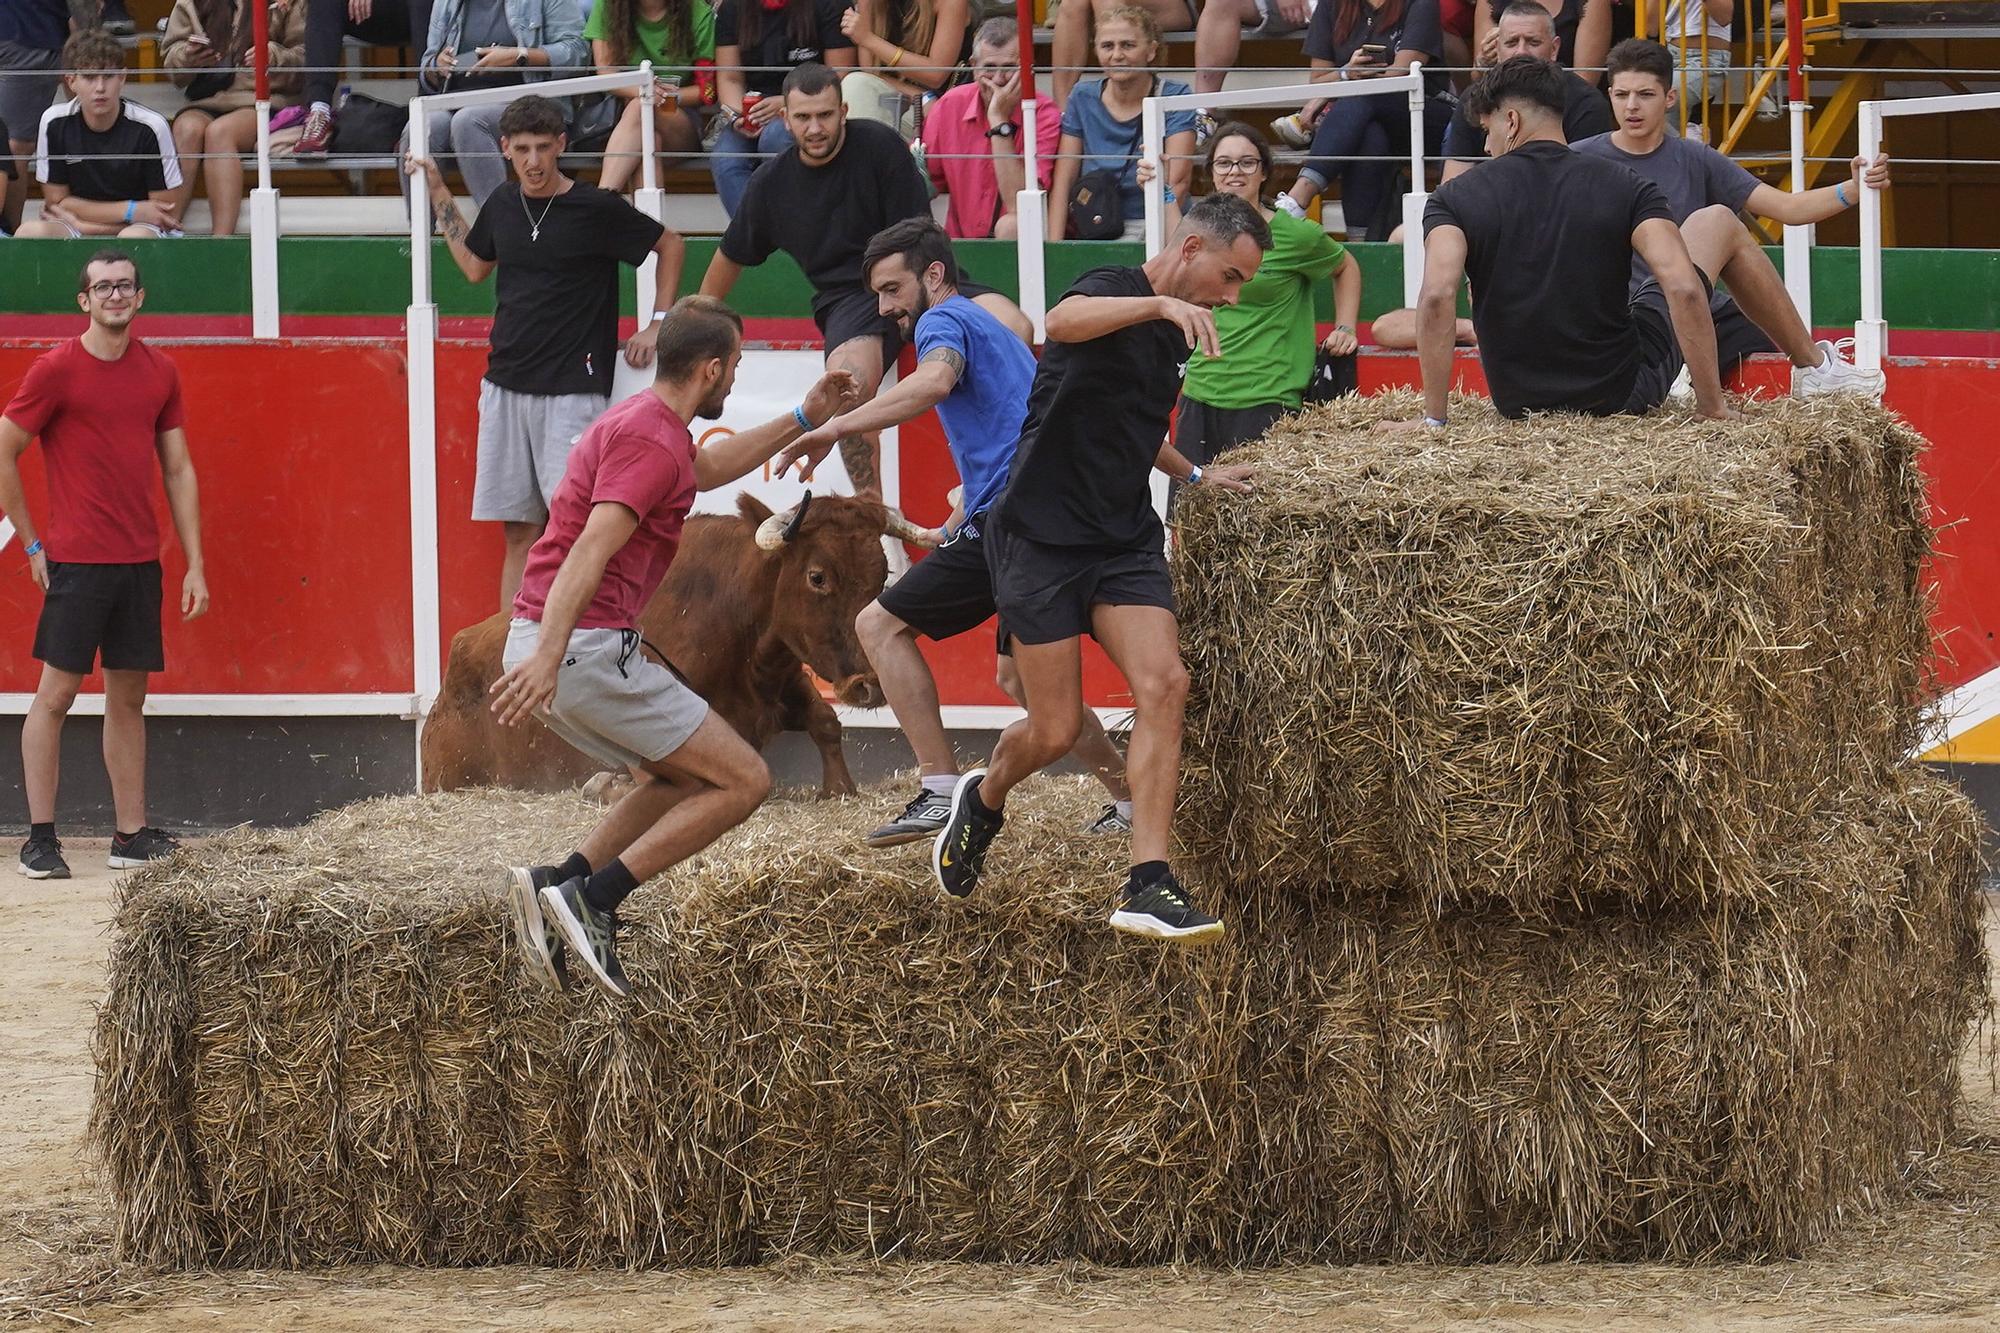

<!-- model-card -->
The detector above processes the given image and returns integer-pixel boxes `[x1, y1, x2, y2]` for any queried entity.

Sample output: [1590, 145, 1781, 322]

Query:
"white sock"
[922, 773, 959, 798]
[310, 101, 332, 116]
[1115, 799, 1134, 821]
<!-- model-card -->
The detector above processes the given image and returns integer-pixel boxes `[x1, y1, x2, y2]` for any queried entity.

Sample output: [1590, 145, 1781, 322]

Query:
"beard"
[696, 386, 729, 420]
[898, 284, 934, 338]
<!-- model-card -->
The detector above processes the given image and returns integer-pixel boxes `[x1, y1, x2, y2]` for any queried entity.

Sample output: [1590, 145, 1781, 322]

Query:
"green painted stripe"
[7, 237, 1999, 330]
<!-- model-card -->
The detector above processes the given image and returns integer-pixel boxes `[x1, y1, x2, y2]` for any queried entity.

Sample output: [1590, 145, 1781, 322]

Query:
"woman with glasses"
[1160, 123, 1362, 479]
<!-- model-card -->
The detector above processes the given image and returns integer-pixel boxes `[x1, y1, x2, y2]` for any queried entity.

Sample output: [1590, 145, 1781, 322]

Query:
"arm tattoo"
[838, 434, 880, 495]
[436, 201, 469, 243]
[920, 345, 965, 388]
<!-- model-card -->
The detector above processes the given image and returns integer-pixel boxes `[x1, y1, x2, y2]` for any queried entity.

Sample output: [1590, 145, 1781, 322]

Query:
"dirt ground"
[4, 847, 1998, 1331]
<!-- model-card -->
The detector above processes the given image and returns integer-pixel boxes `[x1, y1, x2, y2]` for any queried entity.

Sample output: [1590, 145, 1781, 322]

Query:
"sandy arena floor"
[3, 844, 1997, 1330]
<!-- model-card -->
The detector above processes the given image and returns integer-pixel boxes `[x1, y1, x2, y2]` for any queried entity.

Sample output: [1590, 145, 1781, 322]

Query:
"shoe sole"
[507, 868, 566, 991]
[16, 860, 69, 880]
[106, 853, 164, 869]
[863, 824, 947, 849]
[539, 884, 631, 999]
[1108, 910, 1227, 944]
[931, 769, 987, 900]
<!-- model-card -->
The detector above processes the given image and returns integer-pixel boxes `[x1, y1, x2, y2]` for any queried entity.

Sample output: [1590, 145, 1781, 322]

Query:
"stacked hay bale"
[94, 397, 1986, 1269]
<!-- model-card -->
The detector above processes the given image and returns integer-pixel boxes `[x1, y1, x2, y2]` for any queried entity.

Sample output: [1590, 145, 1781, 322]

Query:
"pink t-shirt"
[513, 390, 696, 630]
[920, 81, 1060, 240]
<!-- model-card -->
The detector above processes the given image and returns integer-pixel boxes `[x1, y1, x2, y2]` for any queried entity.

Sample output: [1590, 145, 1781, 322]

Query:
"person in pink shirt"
[918, 18, 1058, 240]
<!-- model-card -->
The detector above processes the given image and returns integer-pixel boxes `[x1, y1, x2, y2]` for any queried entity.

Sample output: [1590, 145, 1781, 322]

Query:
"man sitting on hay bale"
[490, 296, 862, 998]
[1401, 56, 1882, 429]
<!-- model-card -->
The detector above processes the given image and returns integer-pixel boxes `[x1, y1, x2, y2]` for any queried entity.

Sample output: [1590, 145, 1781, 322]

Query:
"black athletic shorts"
[1626, 271, 1724, 413]
[814, 285, 905, 361]
[877, 519, 998, 642]
[1171, 396, 1288, 513]
[986, 520, 1176, 649]
[33, 560, 165, 675]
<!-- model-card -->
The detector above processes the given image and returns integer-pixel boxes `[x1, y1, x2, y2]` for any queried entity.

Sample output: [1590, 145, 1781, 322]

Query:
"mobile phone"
[1360, 42, 1389, 60]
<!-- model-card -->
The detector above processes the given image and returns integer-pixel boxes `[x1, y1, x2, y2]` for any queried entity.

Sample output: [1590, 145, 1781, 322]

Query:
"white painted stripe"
[0, 693, 419, 718]
[1930, 666, 2000, 745]
[839, 705, 1130, 730]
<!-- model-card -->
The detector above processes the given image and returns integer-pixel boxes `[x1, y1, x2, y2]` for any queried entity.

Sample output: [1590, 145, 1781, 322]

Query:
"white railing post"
[1141, 95, 1166, 256]
[633, 61, 666, 325]
[1402, 63, 1426, 308]
[1016, 94, 1047, 339]
[406, 94, 441, 779]
[1783, 99, 1812, 331]
[1855, 100, 1885, 374]
[250, 98, 280, 338]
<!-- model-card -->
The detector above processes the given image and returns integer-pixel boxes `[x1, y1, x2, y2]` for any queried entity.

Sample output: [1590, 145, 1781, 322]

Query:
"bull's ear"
[738, 494, 775, 525]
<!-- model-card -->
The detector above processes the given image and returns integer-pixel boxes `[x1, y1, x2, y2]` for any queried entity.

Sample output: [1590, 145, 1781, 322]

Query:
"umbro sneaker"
[1793, 338, 1884, 399]
[18, 833, 69, 880]
[864, 785, 953, 848]
[1109, 871, 1225, 943]
[540, 878, 631, 998]
[507, 865, 571, 990]
[931, 769, 1002, 899]
[1083, 803, 1131, 836]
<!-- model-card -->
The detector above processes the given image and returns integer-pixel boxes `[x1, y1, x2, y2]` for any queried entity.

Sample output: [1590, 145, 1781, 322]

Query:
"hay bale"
[1173, 393, 1934, 916]
[93, 770, 1984, 1268]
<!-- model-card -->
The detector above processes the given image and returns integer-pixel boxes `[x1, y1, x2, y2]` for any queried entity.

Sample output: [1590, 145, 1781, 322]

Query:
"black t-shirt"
[35, 101, 180, 202]
[995, 266, 1188, 552]
[1445, 69, 1610, 160]
[1304, 0, 1448, 94]
[720, 119, 930, 295]
[715, 0, 854, 97]
[1423, 140, 1672, 417]
[465, 181, 666, 397]
[0, 116, 14, 181]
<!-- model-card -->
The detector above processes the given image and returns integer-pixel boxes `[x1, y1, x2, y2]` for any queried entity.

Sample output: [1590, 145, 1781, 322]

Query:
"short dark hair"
[1203, 121, 1274, 185]
[782, 62, 842, 101]
[1497, 0, 1558, 30]
[62, 28, 125, 73]
[79, 248, 140, 295]
[1462, 55, 1568, 123]
[862, 217, 959, 289]
[1605, 38, 1674, 89]
[1182, 191, 1272, 253]
[497, 96, 565, 140]
[655, 296, 744, 382]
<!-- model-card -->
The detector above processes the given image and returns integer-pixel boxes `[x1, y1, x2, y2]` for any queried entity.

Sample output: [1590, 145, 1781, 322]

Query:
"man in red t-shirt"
[490, 295, 859, 999]
[0, 249, 210, 880]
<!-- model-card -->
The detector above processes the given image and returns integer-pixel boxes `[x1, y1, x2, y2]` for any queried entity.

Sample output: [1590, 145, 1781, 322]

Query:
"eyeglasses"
[1210, 157, 1262, 175]
[88, 280, 138, 298]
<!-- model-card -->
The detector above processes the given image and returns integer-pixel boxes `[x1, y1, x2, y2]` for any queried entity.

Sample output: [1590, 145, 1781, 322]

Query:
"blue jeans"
[1300, 90, 1449, 239]
[710, 117, 796, 217]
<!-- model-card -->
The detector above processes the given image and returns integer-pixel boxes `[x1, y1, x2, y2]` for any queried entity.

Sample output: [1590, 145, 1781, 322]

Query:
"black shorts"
[33, 560, 165, 676]
[986, 520, 1176, 649]
[1626, 272, 1725, 413]
[813, 286, 904, 362]
[876, 520, 997, 642]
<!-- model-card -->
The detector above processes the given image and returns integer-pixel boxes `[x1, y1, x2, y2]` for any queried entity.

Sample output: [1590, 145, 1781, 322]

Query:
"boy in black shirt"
[698, 62, 930, 500]
[410, 95, 686, 613]
[930, 192, 1268, 945]
[17, 29, 181, 239]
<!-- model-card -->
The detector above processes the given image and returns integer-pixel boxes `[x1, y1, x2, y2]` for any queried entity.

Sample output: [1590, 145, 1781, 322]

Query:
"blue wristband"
[124, 199, 136, 224]
[792, 404, 813, 432]
[1835, 180, 1851, 207]
[23, 539, 42, 557]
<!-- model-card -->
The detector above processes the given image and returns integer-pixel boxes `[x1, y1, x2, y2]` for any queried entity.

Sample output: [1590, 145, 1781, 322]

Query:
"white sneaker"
[1274, 194, 1307, 220]
[1793, 338, 1885, 399]
[1667, 364, 1694, 402]
[1269, 112, 1313, 149]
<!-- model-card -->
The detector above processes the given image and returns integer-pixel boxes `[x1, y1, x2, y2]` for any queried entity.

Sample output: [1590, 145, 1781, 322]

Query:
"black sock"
[115, 828, 141, 841]
[1128, 859, 1171, 889]
[30, 822, 54, 841]
[582, 858, 639, 913]
[556, 851, 592, 884]
[967, 780, 1001, 822]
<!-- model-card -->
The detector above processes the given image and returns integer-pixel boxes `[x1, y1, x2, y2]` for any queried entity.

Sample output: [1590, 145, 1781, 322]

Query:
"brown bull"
[420, 493, 936, 796]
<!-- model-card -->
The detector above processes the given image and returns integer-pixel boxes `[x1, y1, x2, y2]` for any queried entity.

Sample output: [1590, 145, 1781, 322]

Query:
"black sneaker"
[108, 826, 181, 870]
[539, 877, 631, 998]
[1108, 871, 1225, 943]
[1083, 803, 1131, 836]
[507, 865, 571, 990]
[864, 785, 954, 848]
[931, 769, 1002, 900]
[17, 833, 70, 880]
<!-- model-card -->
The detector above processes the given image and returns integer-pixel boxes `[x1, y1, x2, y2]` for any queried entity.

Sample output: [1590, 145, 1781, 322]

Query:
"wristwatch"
[985, 122, 1018, 140]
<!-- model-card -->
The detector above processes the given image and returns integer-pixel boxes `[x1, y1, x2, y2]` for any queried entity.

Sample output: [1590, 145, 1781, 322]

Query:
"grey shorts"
[473, 380, 607, 524]
[504, 618, 710, 769]
[0, 42, 61, 149]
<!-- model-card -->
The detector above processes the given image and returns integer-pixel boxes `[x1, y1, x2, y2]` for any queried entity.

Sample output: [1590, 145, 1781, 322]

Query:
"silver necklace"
[521, 188, 558, 241]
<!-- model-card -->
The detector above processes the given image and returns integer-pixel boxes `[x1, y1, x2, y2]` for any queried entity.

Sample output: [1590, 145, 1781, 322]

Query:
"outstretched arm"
[699, 251, 744, 300]
[406, 155, 495, 283]
[776, 353, 958, 480]
[694, 369, 863, 489]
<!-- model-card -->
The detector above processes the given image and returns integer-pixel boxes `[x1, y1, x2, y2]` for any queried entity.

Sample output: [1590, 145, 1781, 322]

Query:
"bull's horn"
[755, 491, 813, 551]
[883, 507, 944, 549]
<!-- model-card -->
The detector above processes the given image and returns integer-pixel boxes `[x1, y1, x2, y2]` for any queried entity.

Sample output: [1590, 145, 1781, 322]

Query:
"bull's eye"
[807, 567, 830, 592]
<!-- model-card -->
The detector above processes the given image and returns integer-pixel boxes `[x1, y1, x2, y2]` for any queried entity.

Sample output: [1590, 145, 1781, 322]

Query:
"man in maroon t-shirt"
[0, 250, 210, 880]
[489, 295, 859, 999]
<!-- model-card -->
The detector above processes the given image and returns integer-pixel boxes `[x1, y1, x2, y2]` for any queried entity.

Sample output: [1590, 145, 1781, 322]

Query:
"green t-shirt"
[583, 1, 718, 80]
[1183, 206, 1347, 411]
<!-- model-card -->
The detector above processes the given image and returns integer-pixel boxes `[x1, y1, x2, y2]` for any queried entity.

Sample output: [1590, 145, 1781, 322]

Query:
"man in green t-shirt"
[586, 0, 718, 192]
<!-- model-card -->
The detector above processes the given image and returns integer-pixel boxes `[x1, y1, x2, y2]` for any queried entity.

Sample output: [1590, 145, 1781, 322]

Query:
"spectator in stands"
[409, 94, 687, 612]
[1473, 0, 1608, 83]
[161, 0, 309, 236]
[587, 0, 714, 193]
[2, 1, 94, 235]
[0, 250, 210, 880]
[401, 0, 589, 209]
[1577, 39, 1890, 386]
[1194, 0, 1314, 99]
[839, 0, 972, 132]
[710, 0, 854, 216]
[1163, 123, 1361, 477]
[1050, 0, 1195, 107]
[1046, 6, 1195, 242]
[1656, 0, 1729, 137]
[920, 17, 1057, 239]
[291, 0, 437, 156]
[1278, 0, 1452, 240]
[699, 62, 930, 499]
[16, 30, 183, 238]
[1441, 6, 1608, 175]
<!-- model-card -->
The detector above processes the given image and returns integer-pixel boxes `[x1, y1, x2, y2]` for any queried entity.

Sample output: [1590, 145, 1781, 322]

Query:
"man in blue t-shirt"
[779, 218, 1135, 849]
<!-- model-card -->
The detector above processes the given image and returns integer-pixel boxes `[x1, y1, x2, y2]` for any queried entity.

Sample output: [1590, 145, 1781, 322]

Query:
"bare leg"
[1086, 603, 1187, 866]
[996, 652, 1129, 800]
[825, 333, 887, 499]
[1052, 0, 1092, 106]
[1194, 0, 1258, 96]
[3, 137, 28, 234]
[1370, 307, 1475, 350]
[609, 711, 772, 880]
[980, 636, 1085, 808]
[858, 601, 957, 776]
[168, 110, 210, 221]
[101, 668, 149, 833]
[577, 765, 697, 868]
[499, 520, 541, 614]
[597, 98, 648, 193]
[1679, 204, 1817, 368]
[204, 109, 254, 236]
[22, 665, 84, 826]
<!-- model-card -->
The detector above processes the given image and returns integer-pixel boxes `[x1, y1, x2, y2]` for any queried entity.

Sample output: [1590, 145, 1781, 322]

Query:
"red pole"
[254, 0, 270, 102]
[1786, 0, 1804, 103]
[1016, 0, 1036, 101]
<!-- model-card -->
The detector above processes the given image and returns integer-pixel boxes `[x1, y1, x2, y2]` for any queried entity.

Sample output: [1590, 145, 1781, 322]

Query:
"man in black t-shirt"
[16, 29, 182, 239]
[410, 95, 686, 613]
[929, 192, 1269, 946]
[698, 62, 930, 501]
[1439, 5, 1610, 182]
